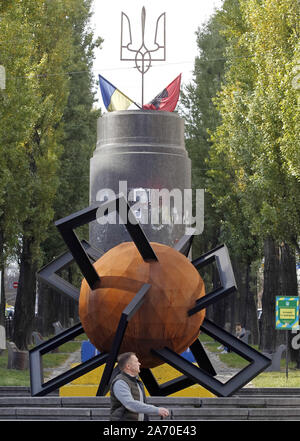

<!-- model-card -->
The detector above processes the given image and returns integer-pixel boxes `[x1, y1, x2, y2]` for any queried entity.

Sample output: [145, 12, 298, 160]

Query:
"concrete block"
[0, 386, 32, 397]
[249, 408, 300, 420]
[61, 396, 110, 408]
[147, 397, 201, 407]
[0, 408, 16, 419]
[265, 398, 300, 408]
[91, 408, 110, 420]
[15, 407, 91, 420]
[201, 397, 266, 408]
[0, 397, 61, 408]
[171, 407, 249, 420]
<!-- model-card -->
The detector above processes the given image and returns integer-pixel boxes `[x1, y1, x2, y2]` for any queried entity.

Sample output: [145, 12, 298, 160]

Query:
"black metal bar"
[200, 318, 272, 395]
[189, 244, 237, 316]
[36, 322, 84, 355]
[140, 367, 196, 396]
[55, 205, 99, 231]
[29, 349, 44, 397]
[39, 273, 80, 302]
[190, 339, 217, 376]
[200, 318, 253, 362]
[139, 368, 161, 395]
[29, 322, 110, 396]
[151, 319, 271, 397]
[56, 228, 100, 290]
[155, 376, 196, 396]
[122, 283, 151, 320]
[193, 244, 236, 290]
[115, 195, 158, 262]
[188, 286, 237, 316]
[55, 195, 157, 292]
[37, 240, 103, 302]
[173, 228, 195, 257]
[191, 243, 225, 267]
[152, 347, 223, 395]
[96, 283, 151, 396]
[96, 315, 128, 397]
[37, 353, 109, 397]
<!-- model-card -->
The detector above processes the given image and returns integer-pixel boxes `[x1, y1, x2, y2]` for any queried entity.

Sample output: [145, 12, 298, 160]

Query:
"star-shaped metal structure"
[29, 194, 270, 397]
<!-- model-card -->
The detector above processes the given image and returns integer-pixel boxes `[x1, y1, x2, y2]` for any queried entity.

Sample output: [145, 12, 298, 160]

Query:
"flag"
[99, 74, 135, 112]
[143, 74, 181, 112]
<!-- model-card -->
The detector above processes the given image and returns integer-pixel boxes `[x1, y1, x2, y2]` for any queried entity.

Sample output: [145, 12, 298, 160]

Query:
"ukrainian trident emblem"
[121, 6, 166, 106]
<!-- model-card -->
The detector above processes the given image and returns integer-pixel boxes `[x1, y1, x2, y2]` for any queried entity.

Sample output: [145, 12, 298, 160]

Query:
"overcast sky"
[90, 0, 223, 111]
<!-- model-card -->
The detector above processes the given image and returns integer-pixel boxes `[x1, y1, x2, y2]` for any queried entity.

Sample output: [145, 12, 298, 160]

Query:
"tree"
[180, 12, 228, 326]
[12, 0, 76, 349]
[181, 3, 260, 336]
[38, 0, 102, 335]
[206, 0, 299, 350]
[0, 1, 42, 331]
[0, 0, 102, 347]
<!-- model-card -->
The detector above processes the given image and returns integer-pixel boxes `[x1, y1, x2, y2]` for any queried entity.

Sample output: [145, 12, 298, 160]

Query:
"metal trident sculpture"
[121, 6, 166, 106]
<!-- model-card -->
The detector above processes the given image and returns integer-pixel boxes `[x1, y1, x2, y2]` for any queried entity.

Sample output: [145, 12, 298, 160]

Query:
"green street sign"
[276, 297, 299, 330]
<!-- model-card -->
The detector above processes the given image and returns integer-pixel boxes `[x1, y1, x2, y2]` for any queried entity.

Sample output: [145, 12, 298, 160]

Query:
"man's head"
[117, 352, 141, 377]
[236, 323, 242, 332]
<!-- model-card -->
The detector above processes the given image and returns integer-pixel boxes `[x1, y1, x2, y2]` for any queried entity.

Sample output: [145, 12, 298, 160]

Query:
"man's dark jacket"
[110, 371, 149, 421]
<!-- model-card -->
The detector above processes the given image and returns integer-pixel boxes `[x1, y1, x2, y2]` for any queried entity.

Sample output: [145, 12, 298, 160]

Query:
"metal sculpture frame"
[30, 194, 271, 397]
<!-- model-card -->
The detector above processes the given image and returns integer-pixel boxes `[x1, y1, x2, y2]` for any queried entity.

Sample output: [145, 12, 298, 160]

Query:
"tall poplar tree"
[207, 0, 299, 351]
[38, 0, 102, 334]
[0, 1, 40, 332]
[12, 0, 74, 349]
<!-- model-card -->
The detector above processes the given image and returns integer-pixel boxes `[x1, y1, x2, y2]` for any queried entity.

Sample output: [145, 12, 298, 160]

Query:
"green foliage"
[207, 0, 300, 254]
[180, 12, 227, 265]
[0, 0, 102, 347]
[41, 0, 102, 264]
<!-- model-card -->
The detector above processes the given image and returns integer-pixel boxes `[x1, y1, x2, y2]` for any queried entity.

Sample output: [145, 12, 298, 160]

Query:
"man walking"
[110, 352, 169, 421]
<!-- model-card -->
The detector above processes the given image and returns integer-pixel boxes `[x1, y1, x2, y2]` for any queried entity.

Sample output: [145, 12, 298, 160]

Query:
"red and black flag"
[143, 74, 181, 112]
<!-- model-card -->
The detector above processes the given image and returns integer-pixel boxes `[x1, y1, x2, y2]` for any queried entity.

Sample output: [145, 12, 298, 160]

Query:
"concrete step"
[235, 387, 300, 396]
[0, 407, 110, 420]
[1, 394, 300, 420]
[2, 395, 300, 409]
[2, 387, 300, 420]
[0, 387, 58, 397]
[2, 405, 300, 420]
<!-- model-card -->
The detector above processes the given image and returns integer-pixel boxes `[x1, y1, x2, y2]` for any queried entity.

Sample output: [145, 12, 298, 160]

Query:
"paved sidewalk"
[44, 348, 81, 382]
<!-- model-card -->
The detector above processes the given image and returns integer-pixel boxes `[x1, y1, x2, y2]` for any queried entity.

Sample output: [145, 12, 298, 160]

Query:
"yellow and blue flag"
[99, 74, 137, 112]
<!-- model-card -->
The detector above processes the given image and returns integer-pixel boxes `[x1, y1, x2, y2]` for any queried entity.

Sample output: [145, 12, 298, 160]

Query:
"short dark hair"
[117, 352, 135, 371]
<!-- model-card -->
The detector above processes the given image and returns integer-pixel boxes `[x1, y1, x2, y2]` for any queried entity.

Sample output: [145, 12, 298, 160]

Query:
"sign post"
[276, 296, 300, 380]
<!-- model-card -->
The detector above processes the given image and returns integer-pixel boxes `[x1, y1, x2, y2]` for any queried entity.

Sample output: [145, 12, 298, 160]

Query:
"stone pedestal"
[89, 110, 191, 252]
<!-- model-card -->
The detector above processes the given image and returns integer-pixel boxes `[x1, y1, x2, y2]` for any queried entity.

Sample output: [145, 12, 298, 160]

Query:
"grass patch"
[43, 352, 70, 369]
[59, 341, 81, 353]
[0, 367, 30, 386]
[219, 351, 249, 369]
[0, 330, 86, 387]
[251, 370, 300, 388]
[202, 340, 300, 387]
[199, 333, 216, 343]
[0, 351, 30, 386]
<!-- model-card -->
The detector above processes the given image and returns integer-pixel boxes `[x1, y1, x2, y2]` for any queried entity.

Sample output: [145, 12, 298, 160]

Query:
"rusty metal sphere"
[79, 242, 205, 368]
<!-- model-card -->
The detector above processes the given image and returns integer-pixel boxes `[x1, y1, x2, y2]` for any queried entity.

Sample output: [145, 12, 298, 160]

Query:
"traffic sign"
[276, 296, 299, 330]
[12, 281, 18, 289]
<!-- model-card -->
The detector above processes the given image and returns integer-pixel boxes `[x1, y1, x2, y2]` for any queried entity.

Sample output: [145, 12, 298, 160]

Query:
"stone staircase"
[2, 387, 300, 420]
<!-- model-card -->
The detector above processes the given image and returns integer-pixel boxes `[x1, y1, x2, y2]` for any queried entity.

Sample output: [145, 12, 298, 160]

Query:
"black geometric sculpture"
[30, 194, 270, 397]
